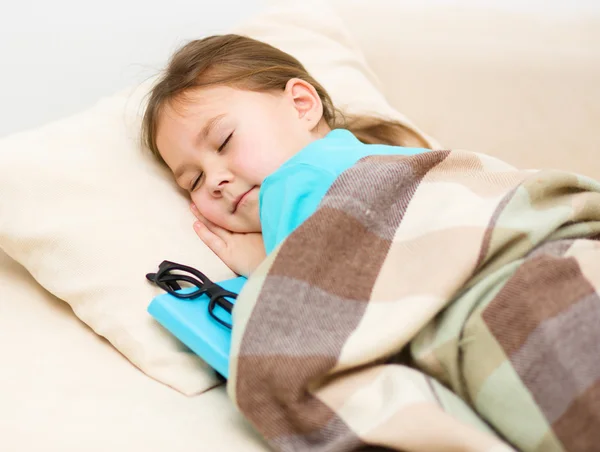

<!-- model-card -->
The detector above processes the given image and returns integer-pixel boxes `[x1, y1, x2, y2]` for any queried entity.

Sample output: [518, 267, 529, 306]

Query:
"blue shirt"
[259, 129, 428, 254]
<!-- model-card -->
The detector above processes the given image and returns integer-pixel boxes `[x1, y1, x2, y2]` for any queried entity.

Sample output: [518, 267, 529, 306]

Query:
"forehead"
[156, 86, 233, 154]
[155, 86, 282, 168]
[155, 86, 246, 171]
[162, 84, 281, 122]
[163, 85, 238, 123]
[157, 85, 278, 140]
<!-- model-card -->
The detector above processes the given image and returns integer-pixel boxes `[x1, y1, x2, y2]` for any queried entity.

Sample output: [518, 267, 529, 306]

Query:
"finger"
[190, 203, 203, 221]
[191, 213, 233, 245]
[190, 204, 217, 229]
[193, 221, 227, 255]
[196, 218, 232, 244]
[189, 204, 228, 234]
[190, 204, 218, 229]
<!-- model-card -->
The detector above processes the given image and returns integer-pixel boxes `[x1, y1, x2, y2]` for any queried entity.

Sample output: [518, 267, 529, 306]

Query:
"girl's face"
[156, 79, 330, 233]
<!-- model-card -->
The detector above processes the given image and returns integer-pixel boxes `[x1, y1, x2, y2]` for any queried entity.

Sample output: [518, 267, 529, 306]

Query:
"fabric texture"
[229, 149, 600, 451]
[260, 128, 428, 254]
[0, 0, 432, 396]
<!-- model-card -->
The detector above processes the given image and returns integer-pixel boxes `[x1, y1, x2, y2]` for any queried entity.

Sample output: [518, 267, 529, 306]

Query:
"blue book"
[147, 276, 247, 379]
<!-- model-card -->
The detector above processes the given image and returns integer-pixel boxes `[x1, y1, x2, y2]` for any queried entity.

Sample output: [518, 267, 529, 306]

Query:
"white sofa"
[1, 1, 598, 450]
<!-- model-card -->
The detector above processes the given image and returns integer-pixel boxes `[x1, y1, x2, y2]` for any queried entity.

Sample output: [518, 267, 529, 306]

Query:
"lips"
[232, 187, 255, 214]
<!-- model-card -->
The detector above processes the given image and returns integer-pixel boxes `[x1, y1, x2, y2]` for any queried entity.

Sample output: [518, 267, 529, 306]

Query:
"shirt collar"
[279, 128, 359, 169]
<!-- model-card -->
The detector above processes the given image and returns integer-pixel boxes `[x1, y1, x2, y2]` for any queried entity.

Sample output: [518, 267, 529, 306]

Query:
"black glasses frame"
[146, 260, 236, 329]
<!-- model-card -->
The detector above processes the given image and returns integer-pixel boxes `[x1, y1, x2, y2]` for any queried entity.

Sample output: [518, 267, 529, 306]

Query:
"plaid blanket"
[228, 150, 600, 452]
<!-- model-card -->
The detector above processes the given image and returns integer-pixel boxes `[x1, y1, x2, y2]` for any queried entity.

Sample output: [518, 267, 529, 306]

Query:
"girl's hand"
[191, 204, 266, 278]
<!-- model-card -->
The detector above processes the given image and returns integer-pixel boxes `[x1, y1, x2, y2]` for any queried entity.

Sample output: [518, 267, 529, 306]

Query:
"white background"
[0, 0, 265, 138]
[1, 0, 598, 139]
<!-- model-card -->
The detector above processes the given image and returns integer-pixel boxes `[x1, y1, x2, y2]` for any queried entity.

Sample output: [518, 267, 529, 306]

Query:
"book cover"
[147, 276, 247, 379]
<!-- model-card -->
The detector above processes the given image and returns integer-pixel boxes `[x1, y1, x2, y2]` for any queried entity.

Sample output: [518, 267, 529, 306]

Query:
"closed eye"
[190, 132, 232, 191]
[218, 132, 233, 152]
[190, 172, 203, 191]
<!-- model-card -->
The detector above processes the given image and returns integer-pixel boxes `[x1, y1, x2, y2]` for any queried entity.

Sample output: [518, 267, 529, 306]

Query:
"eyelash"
[190, 132, 234, 191]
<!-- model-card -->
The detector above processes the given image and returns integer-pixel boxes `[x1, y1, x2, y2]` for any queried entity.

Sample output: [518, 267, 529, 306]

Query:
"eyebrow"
[173, 113, 226, 181]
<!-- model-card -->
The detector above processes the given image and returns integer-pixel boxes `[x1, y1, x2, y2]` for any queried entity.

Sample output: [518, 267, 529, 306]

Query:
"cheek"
[231, 140, 292, 183]
[191, 192, 226, 225]
[231, 149, 271, 183]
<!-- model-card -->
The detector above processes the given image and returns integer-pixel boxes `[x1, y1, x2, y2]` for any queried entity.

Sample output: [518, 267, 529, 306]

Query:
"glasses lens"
[156, 271, 206, 299]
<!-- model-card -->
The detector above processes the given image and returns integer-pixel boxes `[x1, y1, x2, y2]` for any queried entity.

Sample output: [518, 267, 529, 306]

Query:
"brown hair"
[141, 34, 430, 163]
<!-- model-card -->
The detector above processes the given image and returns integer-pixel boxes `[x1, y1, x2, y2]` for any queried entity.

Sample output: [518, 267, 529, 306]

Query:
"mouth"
[232, 187, 256, 214]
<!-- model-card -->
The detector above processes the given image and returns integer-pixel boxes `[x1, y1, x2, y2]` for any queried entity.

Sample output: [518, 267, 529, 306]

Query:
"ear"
[283, 78, 324, 131]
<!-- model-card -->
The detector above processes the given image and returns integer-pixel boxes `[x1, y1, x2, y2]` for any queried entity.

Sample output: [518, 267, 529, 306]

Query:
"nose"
[207, 172, 230, 197]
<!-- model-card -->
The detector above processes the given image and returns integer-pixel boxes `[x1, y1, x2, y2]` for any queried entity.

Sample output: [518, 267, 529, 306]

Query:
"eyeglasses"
[146, 260, 236, 329]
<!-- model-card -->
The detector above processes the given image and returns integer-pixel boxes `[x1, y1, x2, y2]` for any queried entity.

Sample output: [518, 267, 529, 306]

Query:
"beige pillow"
[0, 0, 433, 396]
[325, 0, 600, 177]
[0, 248, 267, 451]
